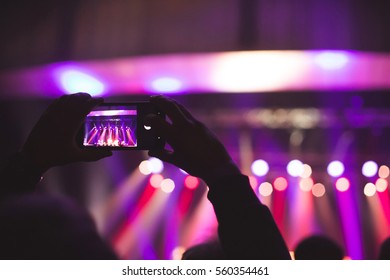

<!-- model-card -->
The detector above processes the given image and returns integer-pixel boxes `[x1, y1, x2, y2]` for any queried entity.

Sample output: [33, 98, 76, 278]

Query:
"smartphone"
[79, 102, 165, 150]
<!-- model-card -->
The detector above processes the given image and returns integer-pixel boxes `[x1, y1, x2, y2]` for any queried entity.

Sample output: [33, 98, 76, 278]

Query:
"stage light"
[300, 164, 312, 178]
[312, 183, 326, 197]
[184, 175, 200, 190]
[161, 178, 175, 193]
[314, 51, 349, 70]
[286, 159, 304, 177]
[364, 182, 376, 197]
[362, 161, 378, 177]
[273, 177, 288, 191]
[150, 174, 164, 188]
[57, 69, 105, 96]
[327, 160, 345, 177]
[248, 176, 258, 190]
[335, 177, 350, 192]
[378, 165, 390, 178]
[138, 160, 152, 175]
[375, 178, 388, 192]
[149, 157, 164, 173]
[299, 177, 314, 192]
[259, 182, 273, 197]
[251, 159, 269, 176]
[150, 77, 183, 93]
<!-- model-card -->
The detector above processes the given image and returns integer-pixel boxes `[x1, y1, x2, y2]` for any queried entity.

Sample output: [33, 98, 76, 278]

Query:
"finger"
[150, 95, 189, 125]
[174, 102, 198, 123]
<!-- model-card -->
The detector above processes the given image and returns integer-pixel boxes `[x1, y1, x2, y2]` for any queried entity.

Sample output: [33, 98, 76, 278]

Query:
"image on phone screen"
[83, 106, 138, 148]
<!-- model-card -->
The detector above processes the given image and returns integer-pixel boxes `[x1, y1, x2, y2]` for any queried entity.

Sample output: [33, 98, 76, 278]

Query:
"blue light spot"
[59, 70, 105, 96]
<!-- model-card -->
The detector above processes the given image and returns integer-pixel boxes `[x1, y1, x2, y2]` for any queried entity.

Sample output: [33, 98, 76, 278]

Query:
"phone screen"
[83, 105, 138, 148]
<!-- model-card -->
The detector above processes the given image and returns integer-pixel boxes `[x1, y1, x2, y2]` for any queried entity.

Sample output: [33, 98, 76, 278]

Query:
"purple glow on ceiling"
[149, 77, 184, 93]
[2, 50, 390, 98]
[314, 51, 350, 70]
[56, 69, 106, 96]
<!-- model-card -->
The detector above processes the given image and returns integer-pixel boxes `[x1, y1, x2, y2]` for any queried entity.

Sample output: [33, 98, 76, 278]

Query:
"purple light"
[327, 160, 345, 177]
[286, 159, 304, 177]
[57, 69, 106, 96]
[362, 161, 378, 177]
[150, 77, 183, 93]
[251, 159, 269, 176]
[87, 109, 136, 117]
[314, 51, 349, 70]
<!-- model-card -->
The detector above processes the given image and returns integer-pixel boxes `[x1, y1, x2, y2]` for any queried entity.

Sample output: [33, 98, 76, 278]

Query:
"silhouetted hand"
[147, 95, 241, 184]
[21, 93, 112, 174]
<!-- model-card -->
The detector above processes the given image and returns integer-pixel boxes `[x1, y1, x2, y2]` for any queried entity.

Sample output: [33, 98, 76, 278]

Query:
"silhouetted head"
[0, 194, 117, 260]
[294, 235, 344, 260]
[379, 237, 390, 259]
[182, 239, 226, 260]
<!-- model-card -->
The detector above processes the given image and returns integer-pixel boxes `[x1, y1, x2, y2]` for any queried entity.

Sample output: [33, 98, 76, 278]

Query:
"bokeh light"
[259, 182, 273, 197]
[362, 161, 378, 177]
[149, 157, 164, 174]
[378, 165, 390, 178]
[287, 159, 304, 177]
[184, 176, 200, 190]
[312, 183, 326, 197]
[251, 159, 269, 176]
[150, 174, 164, 188]
[299, 177, 314, 192]
[139, 160, 152, 175]
[171, 246, 186, 260]
[161, 178, 175, 193]
[327, 160, 345, 177]
[300, 164, 312, 178]
[375, 178, 388, 192]
[335, 177, 350, 192]
[273, 177, 288, 191]
[364, 183, 376, 197]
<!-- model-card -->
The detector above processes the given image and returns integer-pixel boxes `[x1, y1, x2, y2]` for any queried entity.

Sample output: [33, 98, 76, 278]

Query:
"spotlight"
[327, 160, 345, 177]
[378, 165, 390, 178]
[364, 183, 376, 197]
[335, 177, 350, 192]
[150, 174, 164, 188]
[286, 159, 304, 177]
[258, 182, 273, 197]
[161, 178, 175, 193]
[149, 157, 164, 174]
[312, 183, 326, 197]
[273, 177, 288, 191]
[375, 178, 388, 192]
[184, 176, 199, 190]
[139, 160, 152, 175]
[299, 178, 314, 192]
[362, 161, 378, 177]
[251, 159, 269, 176]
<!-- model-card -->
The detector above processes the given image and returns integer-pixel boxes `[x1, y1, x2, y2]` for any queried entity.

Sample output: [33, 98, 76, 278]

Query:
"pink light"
[335, 177, 350, 192]
[150, 174, 164, 188]
[273, 177, 288, 191]
[248, 176, 258, 190]
[251, 159, 269, 176]
[376, 178, 388, 192]
[184, 176, 200, 190]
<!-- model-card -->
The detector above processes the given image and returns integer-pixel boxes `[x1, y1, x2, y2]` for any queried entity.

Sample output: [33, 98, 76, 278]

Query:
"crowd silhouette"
[0, 93, 388, 260]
